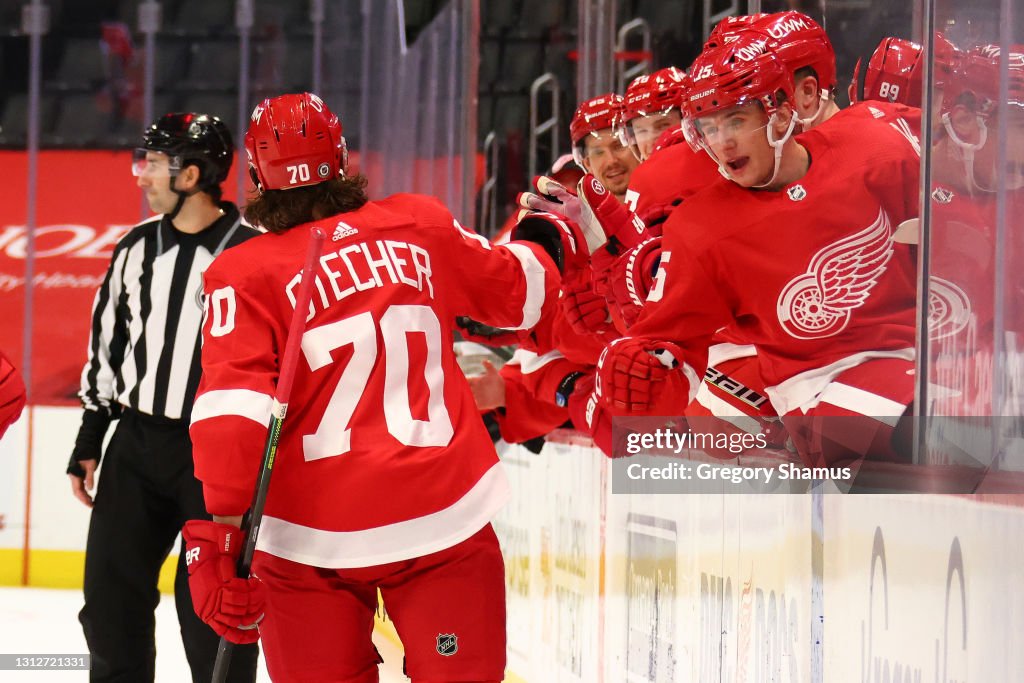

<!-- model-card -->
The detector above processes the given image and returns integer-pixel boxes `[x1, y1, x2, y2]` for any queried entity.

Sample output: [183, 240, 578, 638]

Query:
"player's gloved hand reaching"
[182, 520, 266, 644]
[518, 174, 651, 255]
[574, 174, 650, 251]
[516, 175, 584, 230]
[607, 237, 662, 328]
[560, 277, 613, 336]
[596, 337, 682, 413]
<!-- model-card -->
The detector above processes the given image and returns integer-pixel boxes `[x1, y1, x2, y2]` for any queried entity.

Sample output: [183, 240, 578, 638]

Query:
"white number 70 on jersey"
[300, 304, 454, 461]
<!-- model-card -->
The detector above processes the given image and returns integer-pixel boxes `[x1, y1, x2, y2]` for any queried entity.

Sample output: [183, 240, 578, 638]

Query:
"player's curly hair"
[244, 174, 369, 234]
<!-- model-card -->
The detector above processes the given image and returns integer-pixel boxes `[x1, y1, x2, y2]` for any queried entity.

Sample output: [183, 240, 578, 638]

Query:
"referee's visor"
[132, 148, 182, 178]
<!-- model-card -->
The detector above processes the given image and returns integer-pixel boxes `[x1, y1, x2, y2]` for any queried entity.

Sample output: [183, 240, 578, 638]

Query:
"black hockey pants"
[79, 409, 259, 682]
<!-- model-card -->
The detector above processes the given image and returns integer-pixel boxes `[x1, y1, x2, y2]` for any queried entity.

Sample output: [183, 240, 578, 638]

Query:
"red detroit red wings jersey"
[190, 193, 556, 568]
[624, 141, 723, 230]
[818, 100, 922, 151]
[631, 121, 920, 416]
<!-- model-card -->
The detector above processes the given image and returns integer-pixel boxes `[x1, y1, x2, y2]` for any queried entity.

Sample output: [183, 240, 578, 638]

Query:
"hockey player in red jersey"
[465, 210, 609, 446]
[184, 93, 559, 682]
[851, 37, 924, 108]
[618, 66, 689, 164]
[850, 33, 960, 122]
[848, 32, 967, 145]
[569, 93, 638, 201]
[619, 69, 723, 230]
[751, 11, 839, 129]
[596, 34, 921, 466]
[560, 94, 642, 336]
[519, 95, 650, 340]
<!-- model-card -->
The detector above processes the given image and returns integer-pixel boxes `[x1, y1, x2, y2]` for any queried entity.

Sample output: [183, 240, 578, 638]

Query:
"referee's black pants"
[79, 410, 259, 683]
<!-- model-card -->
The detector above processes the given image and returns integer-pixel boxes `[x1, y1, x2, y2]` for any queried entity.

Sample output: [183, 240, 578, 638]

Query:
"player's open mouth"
[726, 157, 749, 172]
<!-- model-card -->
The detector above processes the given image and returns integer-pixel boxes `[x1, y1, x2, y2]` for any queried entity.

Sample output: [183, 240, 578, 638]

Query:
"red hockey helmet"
[705, 13, 767, 49]
[244, 92, 348, 192]
[684, 37, 797, 188]
[684, 32, 795, 123]
[570, 93, 625, 165]
[750, 11, 836, 93]
[618, 67, 690, 159]
[853, 37, 924, 107]
[620, 67, 689, 123]
[570, 93, 624, 145]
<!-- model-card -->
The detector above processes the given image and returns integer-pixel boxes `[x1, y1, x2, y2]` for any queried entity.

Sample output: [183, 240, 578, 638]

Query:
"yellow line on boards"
[0, 549, 177, 593]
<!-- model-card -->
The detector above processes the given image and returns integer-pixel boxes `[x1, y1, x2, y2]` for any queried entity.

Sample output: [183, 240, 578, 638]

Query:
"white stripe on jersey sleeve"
[509, 347, 564, 375]
[503, 243, 547, 330]
[191, 389, 273, 427]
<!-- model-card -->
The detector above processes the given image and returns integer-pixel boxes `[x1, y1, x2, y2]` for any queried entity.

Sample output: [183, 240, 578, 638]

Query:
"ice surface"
[0, 587, 408, 682]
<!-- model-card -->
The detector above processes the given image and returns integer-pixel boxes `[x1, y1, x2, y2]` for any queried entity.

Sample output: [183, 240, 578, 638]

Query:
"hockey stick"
[211, 226, 325, 683]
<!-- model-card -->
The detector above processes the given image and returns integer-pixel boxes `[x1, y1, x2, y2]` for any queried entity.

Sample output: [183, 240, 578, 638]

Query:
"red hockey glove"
[575, 174, 650, 251]
[560, 278, 612, 337]
[182, 520, 266, 644]
[566, 373, 615, 457]
[588, 243, 614, 297]
[607, 237, 662, 328]
[635, 200, 681, 235]
[596, 337, 681, 414]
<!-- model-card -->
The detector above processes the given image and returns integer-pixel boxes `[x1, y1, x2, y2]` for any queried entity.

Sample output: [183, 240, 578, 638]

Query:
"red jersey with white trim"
[492, 361, 569, 443]
[629, 120, 920, 416]
[817, 101, 922, 151]
[190, 193, 557, 568]
[624, 139, 723, 231]
[496, 276, 602, 440]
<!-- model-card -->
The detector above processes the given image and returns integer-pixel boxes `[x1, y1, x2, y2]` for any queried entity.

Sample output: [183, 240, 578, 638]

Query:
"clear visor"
[131, 148, 182, 178]
[573, 129, 627, 167]
[685, 111, 771, 164]
[617, 107, 681, 161]
[686, 102, 796, 189]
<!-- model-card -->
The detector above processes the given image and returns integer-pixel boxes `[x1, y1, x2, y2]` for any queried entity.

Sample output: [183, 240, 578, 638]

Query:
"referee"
[67, 113, 259, 683]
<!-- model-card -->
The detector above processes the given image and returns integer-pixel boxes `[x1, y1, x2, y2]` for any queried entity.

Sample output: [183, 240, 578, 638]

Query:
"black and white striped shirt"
[80, 204, 259, 423]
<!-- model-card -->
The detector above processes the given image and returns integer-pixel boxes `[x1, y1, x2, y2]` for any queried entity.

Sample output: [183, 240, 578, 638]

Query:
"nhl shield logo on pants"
[436, 633, 458, 656]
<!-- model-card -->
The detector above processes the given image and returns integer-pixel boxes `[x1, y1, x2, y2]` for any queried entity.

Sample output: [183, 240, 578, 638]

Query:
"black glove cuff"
[511, 215, 565, 273]
[66, 456, 86, 478]
[71, 408, 112, 464]
[555, 371, 585, 408]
